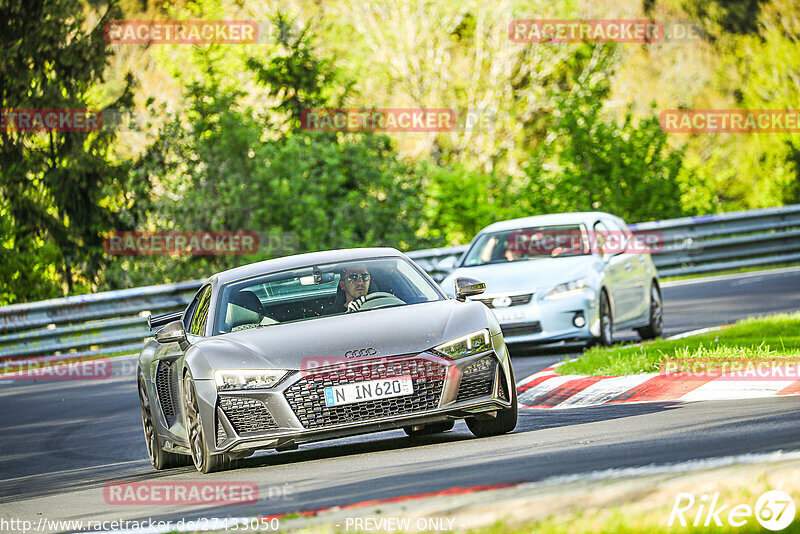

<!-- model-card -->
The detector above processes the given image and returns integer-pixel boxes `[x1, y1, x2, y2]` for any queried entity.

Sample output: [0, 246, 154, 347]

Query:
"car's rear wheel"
[466, 365, 518, 438]
[183, 372, 237, 474]
[593, 290, 613, 346]
[403, 420, 455, 437]
[636, 283, 663, 340]
[138, 375, 190, 470]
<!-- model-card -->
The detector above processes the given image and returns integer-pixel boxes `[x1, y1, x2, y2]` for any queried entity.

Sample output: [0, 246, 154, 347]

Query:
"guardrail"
[2, 204, 799, 364]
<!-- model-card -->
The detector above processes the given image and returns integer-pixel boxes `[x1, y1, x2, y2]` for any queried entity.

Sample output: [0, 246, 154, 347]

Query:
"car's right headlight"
[545, 278, 589, 299]
[213, 369, 288, 391]
[431, 329, 491, 359]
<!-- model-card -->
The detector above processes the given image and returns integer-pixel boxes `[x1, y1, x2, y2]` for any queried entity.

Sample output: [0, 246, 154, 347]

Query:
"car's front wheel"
[182, 371, 237, 474]
[636, 283, 663, 340]
[466, 366, 518, 438]
[138, 375, 190, 470]
[593, 289, 613, 347]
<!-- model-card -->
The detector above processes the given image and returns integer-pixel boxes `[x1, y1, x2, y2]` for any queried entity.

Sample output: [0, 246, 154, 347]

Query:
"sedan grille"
[456, 355, 497, 402]
[501, 322, 543, 337]
[284, 357, 445, 429]
[219, 396, 279, 435]
[155, 361, 180, 426]
[472, 293, 533, 308]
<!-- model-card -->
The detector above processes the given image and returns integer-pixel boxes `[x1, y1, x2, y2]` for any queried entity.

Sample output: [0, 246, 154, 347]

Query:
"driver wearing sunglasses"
[339, 264, 372, 313]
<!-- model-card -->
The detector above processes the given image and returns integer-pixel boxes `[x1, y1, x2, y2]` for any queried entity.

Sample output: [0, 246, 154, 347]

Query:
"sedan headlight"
[545, 278, 589, 299]
[214, 369, 288, 391]
[432, 329, 491, 359]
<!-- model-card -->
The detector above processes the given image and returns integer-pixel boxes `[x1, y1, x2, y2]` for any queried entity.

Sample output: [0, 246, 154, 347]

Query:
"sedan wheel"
[182, 372, 236, 474]
[594, 290, 613, 346]
[636, 283, 663, 340]
[138, 375, 189, 469]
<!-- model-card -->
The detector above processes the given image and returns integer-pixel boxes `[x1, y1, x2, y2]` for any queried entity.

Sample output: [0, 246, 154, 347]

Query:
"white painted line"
[518, 449, 800, 487]
[661, 265, 800, 288]
[665, 325, 727, 341]
[0, 459, 146, 483]
[555, 374, 657, 408]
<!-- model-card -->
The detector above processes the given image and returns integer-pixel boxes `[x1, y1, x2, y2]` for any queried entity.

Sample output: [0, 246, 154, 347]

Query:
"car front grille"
[456, 355, 497, 402]
[283, 357, 445, 429]
[219, 396, 279, 434]
[155, 361, 180, 426]
[501, 321, 543, 337]
[472, 293, 533, 308]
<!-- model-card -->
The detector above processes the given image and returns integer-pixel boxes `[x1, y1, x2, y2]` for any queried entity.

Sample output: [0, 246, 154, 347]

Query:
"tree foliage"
[0, 0, 137, 304]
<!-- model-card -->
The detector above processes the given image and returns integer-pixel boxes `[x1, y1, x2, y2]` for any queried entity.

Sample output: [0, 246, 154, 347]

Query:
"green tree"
[0, 0, 137, 304]
[101, 15, 436, 289]
[524, 77, 688, 223]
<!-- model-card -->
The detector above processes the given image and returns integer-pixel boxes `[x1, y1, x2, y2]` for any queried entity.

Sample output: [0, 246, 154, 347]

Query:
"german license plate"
[324, 376, 414, 407]
[495, 310, 525, 324]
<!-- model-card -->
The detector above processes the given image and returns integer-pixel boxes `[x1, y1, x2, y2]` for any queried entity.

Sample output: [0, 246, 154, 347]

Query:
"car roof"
[209, 247, 407, 286]
[477, 211, 625, 235]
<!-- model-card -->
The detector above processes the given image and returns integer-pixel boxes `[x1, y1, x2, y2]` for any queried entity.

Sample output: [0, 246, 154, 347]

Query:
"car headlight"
[545, 279, 589, 299]
[214, 369, 289, 391]
[432, 329, 491, 359]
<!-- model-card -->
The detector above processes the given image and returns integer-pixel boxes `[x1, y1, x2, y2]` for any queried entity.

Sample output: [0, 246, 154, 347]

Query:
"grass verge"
[557, 312, 800, 376]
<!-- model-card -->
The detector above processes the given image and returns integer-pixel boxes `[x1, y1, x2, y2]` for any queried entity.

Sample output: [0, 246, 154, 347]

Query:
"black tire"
[403, 420, 455, 437]
[466, 365, 518, 438]
[593, 289, 613, 347]
[636, 283, 663, 340]
[138, 375, 191, 470]
[182, 371, 237, 474]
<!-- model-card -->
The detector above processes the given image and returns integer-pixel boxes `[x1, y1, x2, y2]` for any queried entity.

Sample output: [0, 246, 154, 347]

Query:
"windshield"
[213, 257, 443, 335]
[461, 224, 591, 267]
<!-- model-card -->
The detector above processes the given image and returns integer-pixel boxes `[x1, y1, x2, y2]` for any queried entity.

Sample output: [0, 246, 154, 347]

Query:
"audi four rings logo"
[345, 347, 377, 358]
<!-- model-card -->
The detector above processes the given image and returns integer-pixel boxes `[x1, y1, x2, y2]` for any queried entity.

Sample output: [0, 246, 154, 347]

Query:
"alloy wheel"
[183, 373, 204, 470]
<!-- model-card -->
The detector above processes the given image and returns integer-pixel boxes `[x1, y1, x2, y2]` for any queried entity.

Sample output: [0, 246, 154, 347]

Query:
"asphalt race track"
[1, 269, 799, 531]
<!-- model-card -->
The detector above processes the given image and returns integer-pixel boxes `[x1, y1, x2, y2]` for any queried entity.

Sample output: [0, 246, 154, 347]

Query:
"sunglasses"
[345, 273, 371, 283]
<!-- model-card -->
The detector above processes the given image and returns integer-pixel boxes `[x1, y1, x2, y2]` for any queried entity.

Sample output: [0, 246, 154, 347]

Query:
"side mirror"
[455, 277, 486, 302]
[155, 320, 187, 346]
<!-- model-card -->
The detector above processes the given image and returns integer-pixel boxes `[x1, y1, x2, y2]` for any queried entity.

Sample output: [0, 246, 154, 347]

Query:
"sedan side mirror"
[455, 277, 486, 302]
[155, 320, 187, 346]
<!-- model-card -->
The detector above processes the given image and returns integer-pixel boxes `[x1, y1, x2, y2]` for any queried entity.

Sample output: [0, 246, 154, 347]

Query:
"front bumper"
[194, 348, 514, 454]
[479, 290, 599, 344]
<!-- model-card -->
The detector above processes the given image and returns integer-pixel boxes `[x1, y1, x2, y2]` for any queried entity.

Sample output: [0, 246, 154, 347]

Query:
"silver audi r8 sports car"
[138, 248, 517, 473]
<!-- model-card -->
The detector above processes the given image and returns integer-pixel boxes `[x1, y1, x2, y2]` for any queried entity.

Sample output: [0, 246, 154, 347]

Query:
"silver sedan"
[441, 212, 663, 347]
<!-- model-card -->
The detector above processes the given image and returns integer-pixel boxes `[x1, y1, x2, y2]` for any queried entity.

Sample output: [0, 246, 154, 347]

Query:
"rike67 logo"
[669, 490, 796, 531]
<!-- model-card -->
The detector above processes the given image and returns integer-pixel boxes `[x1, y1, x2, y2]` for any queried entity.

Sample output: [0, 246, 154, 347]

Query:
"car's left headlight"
[545, 278, 589, 299]
[432, 329, 491, 359]
[214, 369, 289, 391]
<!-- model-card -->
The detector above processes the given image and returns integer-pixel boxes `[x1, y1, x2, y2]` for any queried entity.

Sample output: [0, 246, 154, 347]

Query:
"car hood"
[442, 256, 599, 295]
[186, 299, 490, 376]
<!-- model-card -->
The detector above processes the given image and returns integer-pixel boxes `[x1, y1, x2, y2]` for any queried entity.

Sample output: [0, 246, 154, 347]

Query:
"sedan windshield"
[462, 224, 590, 267]
[213, 257, 443, 335]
